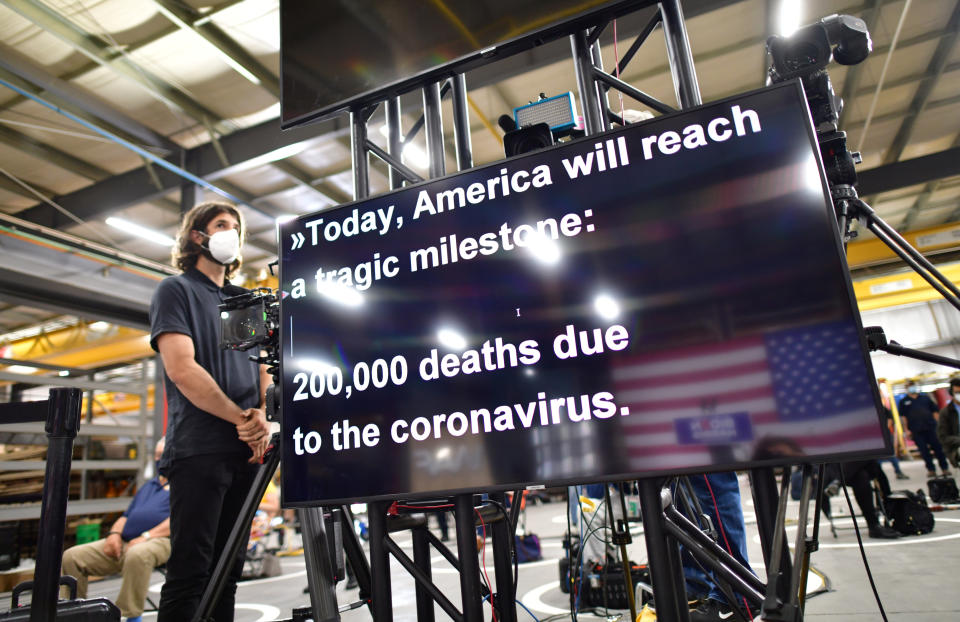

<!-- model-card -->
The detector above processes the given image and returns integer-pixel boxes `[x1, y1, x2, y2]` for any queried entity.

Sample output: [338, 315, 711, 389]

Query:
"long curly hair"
[172, 201, 245, 278]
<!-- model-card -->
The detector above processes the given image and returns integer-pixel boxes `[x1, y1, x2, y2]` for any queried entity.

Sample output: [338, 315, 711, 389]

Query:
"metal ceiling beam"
[900, 133, 960, 230]
[837, 0, 883, 127]
[14, 113, 349, 229]
[0, 40, 177, 152]
[152, 0, 280, 98]
[881, 0, 960, 165]
[0, 1, 248, 119]
[856, 146, 960, 196]
[0, 173, 56, 200]
[0, 0, 233, 136]
[270, 160, 351, 204]
[0, 123, 109, 180]
[854, 60, 960, 99]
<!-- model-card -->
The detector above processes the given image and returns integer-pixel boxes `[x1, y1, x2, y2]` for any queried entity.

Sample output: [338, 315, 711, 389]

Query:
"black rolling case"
[927, 475, 960, 503]
[0, 389, 120, 622]
[2, 578, 118, 621]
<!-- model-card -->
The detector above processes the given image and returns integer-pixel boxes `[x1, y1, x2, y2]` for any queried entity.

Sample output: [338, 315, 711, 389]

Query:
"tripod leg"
[638, 478, 689, 622]
[368, 500, 394, 622]
[454, 494, 484, 622]
[300, 507, 340, 622]
[340, 505, 372, 601]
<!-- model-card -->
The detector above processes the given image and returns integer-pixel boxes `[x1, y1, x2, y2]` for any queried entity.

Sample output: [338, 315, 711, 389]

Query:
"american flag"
[612, 320, 887, 472]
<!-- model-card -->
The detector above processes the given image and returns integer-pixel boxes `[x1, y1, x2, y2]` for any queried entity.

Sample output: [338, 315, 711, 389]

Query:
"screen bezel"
[277, 80, 891, 507]
[278, 0, 657, 129]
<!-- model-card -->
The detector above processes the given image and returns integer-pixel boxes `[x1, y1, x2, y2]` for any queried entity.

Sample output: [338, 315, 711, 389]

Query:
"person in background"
[824, 460, 900, 539]
[61, 438, 170, 622]
[151, 201, 271, 622]
[683, 472, 754, 622]
[937, 378, 960, 468]
[879, 406, 909, 480]
[898, 382, 951, 478]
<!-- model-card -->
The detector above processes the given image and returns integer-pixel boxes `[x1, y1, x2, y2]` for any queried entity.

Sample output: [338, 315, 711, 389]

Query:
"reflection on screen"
[279, 82, 888, 505]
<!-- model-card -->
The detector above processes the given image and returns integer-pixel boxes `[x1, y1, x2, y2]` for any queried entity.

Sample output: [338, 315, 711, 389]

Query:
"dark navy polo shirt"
[150, 268, 261, 468]
[121, 478, 170, 540]
[897, 393, 939, 433]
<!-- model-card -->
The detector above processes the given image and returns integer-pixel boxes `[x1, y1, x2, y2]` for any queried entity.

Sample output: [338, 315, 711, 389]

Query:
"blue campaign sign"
[675, 413, 753, 446]
[278, 81, 888, 506]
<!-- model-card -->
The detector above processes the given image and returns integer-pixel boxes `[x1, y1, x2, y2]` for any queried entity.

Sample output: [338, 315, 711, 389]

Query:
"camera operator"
[150, 201, 271, 622]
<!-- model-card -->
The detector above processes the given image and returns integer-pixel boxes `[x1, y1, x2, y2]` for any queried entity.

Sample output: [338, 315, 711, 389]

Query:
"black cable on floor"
[839, 470, 889, 622]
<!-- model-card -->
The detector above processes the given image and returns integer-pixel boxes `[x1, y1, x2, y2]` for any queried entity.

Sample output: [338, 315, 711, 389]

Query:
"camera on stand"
[219, 286, 281, 419]
[767, 14, 872, 240]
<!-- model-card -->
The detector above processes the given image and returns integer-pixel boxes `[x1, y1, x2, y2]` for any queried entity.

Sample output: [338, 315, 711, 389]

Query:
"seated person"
[61, 439, 170, 622]
[825, 460, 899, 539]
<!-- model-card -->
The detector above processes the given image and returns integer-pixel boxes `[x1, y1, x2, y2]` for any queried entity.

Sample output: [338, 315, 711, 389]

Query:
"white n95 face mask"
[203, 229, 240, 265]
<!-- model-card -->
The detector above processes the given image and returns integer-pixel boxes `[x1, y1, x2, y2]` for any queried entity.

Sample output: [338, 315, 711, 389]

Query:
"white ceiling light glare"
[402, 143, 430, 170]
[276, 214, 297, 224]
[298, 358, 338, 373]
[777, 0, 803, 36]
[6, 364, 38, 375]
[377, 125, 429, 169]
[88, 321, 111, 333]
[525, 231, 562, 265]
[594, 293, 621, 320]
[316, 281, 364, 308]
[106, 216, 175, 246]
[437, 326, 468, 351]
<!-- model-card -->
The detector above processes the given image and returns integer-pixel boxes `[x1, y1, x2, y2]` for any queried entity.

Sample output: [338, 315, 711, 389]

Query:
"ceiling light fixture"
[777, 0, 802, 36]
[154, 5, 262, 85]
[106, 216, 175, 246]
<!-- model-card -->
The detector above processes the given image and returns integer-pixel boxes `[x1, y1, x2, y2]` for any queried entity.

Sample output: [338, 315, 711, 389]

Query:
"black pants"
[912, 428, 949, 472]
[841, 461, 890, 528]
[158, 452, 257, 622]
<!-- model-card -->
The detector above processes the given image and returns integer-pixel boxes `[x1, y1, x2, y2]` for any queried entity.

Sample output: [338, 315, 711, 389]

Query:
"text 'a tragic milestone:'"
[285, 104, 762, 297]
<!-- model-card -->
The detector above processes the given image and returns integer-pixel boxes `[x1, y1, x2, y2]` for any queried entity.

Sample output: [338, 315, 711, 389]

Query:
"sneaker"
[927, 470, 937, 478]
[896, 472, 909, 480]
[689, 599, 736, 622]
[868, 524, 901, 539]
[940, 469, 952, 477]
[824, 480, 840, 496]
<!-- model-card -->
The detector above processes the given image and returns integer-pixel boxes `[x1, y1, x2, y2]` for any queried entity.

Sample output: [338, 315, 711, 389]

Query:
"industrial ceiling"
[0, 0, 957, 375]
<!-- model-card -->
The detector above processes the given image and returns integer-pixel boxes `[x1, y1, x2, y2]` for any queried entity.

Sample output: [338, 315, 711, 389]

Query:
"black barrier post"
[454, 494, 484, 622]
[31, 387, 82, 622]
[489, 492, 517, 622]
[368, 500, 393, 622]
[638, 479, 689, 622]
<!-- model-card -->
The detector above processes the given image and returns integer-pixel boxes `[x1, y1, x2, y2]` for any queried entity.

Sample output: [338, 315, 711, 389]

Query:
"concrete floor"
[19, 456, 960, 621]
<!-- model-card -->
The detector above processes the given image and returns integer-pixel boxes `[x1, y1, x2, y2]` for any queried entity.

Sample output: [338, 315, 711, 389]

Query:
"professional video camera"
[767, 14, 871, 201]
[219, 286, 281, 418]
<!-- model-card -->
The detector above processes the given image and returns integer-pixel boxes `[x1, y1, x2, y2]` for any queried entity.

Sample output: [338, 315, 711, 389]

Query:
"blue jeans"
[681, 472, 752, 604]
[879, 456, 903, 474]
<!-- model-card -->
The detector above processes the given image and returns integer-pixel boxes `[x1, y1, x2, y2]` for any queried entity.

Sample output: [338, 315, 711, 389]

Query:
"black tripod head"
[767, 15, 872, 130]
